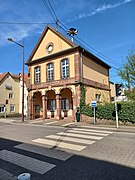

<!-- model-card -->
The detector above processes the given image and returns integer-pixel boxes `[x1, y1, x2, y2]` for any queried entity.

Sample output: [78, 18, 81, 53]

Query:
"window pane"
[48, 100, 55, 110]
[47, 63, 54, 81]
[61, 59, 69, 79]
[9, 93, 13, 99]
[61, 99, 69, 110]
[35, 67, 40, 83]
[10, 105, 15, 112]
[0, 105, 5, 113]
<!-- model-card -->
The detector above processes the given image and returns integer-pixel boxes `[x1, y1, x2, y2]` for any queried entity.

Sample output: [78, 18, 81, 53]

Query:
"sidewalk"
[1, 117, 135, 133]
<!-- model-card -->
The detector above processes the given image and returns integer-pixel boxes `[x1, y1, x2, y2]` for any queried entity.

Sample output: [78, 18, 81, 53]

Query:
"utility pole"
[56, 18, 58, 31]
[8, 38, 25, 122]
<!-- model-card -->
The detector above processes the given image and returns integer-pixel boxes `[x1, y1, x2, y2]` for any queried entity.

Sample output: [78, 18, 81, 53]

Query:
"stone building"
[26, 25, 111, 120]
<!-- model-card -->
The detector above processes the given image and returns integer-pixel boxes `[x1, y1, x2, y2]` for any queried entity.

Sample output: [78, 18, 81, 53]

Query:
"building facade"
[26, 25, 111, 120]
[19, 73, 28, 118]
[0, 72, 20, 117]
[0, 72, 28, 118]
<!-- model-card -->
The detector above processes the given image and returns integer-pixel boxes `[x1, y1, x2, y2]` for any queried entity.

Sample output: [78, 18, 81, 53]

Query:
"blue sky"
[0, 0, 134, 83]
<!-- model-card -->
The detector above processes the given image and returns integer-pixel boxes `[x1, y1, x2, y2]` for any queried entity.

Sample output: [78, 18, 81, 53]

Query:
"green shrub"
[81, 101, 135, 124]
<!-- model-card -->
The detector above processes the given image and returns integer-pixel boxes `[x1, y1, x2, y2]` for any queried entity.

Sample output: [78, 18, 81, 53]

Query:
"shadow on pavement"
[0, 138, 135, 180]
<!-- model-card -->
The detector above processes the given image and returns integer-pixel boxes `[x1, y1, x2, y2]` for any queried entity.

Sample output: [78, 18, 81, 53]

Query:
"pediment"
[27, 25, 77, 63]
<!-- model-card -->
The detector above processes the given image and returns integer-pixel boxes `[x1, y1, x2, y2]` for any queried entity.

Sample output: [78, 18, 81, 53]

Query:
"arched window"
[34, 66, 40, 83]
[61, 58, 69, 79]
[47, 63, 54, 81]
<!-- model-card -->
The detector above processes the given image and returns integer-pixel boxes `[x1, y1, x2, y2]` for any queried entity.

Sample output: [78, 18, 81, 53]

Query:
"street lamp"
[8, 38, 24, 122]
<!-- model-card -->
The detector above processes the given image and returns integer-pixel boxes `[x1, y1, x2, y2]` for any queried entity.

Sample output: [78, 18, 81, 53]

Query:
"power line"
[58, 21, 122, 68]
[39, 1, 122, 70]
[0, 21, 55, 25]
[58, 24, 119, 69]
[41, 0, 56, 22]
[47, 0, 58, 20]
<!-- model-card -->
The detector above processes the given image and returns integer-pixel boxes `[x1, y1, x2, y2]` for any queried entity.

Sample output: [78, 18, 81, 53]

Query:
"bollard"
[17, 173, 31, 180]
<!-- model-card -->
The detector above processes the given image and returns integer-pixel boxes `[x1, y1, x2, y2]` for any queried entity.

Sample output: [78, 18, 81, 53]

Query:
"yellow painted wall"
[31, 54, 75, 84]
[110, 82, 115, 97]
[83, 56, 109, 85]
[85, 86, 110, 105]
[0, 75, 20, 115]
[32, 29, 73, 61]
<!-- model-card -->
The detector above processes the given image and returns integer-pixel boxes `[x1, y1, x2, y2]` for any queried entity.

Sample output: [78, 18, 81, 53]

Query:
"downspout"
[80, 49, 84, 84]
[80, 49, 84, 122]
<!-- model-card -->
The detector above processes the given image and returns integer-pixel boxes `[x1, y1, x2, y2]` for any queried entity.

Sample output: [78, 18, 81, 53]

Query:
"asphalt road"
[0, 121, 135, 180]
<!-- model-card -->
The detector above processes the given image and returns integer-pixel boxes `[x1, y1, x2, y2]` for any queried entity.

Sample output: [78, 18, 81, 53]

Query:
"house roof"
[26, 25, 111, 69]
[0, 72, 8, 82]
[0, 72, 20, 82]
[0, 72, 28, 87]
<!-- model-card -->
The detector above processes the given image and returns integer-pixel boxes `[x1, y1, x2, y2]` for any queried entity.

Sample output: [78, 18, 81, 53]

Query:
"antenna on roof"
[67, 28, 78, 42]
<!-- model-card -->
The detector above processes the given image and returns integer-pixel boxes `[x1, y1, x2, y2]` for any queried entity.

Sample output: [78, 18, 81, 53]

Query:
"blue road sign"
[91, 101, 97, 107]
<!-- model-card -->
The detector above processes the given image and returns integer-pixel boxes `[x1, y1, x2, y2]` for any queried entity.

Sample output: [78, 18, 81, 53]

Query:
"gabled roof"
[26, 25, 111, 69]
[0, 72, 8, 82]
[0, 72, 20, 82]
[26, 25, 78, 64]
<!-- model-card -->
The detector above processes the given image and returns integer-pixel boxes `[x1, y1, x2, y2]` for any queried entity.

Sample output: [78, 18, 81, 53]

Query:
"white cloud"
[68, 0, 133, 22]
[0, 0, 133, 44]
[0, 0, 53, 45]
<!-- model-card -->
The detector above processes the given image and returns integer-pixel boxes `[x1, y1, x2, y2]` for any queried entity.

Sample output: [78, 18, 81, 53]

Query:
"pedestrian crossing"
[32, 126, 113, 152]
[0, 126, 114, 177]
[0, 150, 55, 175]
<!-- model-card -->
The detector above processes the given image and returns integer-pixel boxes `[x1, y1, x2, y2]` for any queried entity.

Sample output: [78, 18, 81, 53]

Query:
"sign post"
[91, 101, 97, 124]
[114, 83, 119, 128]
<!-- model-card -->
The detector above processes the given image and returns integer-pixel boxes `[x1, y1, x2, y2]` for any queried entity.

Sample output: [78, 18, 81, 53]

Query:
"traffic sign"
[91, 101, 97, 107]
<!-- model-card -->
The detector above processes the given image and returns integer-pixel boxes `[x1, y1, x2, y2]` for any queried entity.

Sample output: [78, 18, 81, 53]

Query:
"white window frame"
[48, 100, 55, 111]
[47, 63, 54, 81]
[95, 94, 101, 102]
[61, 99, 69, 110]
[9, 92, 14, 99]
[0, 105, 5, 113]
[35, 67, 40, 83]
[10, 104, 15, 112]
[61, 58, 69, 79]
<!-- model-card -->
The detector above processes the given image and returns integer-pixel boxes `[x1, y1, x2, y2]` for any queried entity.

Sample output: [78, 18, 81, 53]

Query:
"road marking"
[0, 150, 55, 174]
[57, 132, 103, 140]
[67, 130, 109, 136]
[46, 135, 95, 145]
[81, 125, 116, 130]
[15, 143, 73, 161]
[29, 120, 43, 124]
[44, 121, 58, 125]
[0, 119, 15, 123]
[32, 138, 86, 151]
[62, 122, 75, 127]
[72, 128, 113, 134]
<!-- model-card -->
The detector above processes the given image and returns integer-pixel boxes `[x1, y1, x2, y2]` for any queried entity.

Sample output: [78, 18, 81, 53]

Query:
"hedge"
[81, 101, 135, 124]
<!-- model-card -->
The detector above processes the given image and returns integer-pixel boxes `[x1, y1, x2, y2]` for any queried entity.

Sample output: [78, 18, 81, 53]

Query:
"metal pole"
[93, 107, 96, 124]
[7, 38, 24, 122]
[22, 41, 24, 122]
[114, 83, 119, 128]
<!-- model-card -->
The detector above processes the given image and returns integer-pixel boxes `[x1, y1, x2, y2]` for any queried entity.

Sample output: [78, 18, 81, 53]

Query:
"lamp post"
[8, 38, 24, 122]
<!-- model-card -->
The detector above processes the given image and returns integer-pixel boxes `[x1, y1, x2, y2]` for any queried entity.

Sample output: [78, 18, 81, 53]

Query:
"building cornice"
[26, 47, 79, 66]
